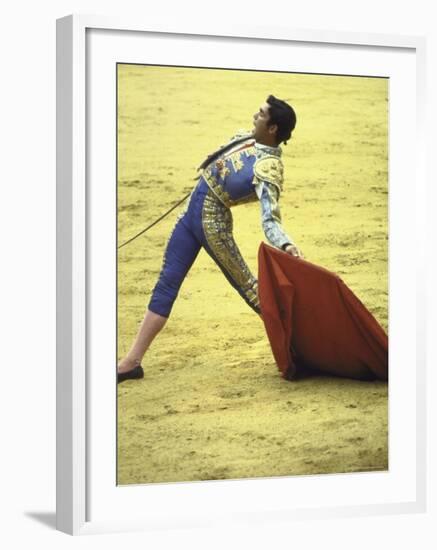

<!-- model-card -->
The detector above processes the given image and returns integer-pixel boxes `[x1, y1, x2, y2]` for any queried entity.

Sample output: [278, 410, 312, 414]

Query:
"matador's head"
[252, 95, 296, 147]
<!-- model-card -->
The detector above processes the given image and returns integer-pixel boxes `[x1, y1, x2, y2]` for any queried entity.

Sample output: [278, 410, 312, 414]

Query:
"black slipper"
[117, 365, 144, 384]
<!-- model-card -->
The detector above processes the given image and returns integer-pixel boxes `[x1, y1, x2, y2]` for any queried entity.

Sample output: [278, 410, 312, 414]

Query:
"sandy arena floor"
[116, 65, 388, 485]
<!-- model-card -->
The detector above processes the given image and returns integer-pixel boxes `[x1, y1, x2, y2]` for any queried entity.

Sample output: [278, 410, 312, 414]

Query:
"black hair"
[266, 95, 297, 145]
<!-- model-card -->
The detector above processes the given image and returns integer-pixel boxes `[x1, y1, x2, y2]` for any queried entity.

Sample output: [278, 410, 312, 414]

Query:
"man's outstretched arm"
[257, 181, 304, 257]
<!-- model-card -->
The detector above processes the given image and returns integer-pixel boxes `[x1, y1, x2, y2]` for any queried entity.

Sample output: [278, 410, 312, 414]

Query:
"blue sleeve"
[259, 182, 294, 250]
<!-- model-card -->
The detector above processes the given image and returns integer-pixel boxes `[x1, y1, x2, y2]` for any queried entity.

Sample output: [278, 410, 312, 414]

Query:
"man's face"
[252, 102, 278, 144]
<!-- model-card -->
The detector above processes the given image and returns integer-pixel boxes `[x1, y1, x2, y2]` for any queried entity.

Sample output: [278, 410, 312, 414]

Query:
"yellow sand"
[117, 65, 388, 485]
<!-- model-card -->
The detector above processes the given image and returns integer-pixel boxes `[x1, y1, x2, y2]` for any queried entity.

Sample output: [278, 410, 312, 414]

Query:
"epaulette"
[253, 156, 284, 192]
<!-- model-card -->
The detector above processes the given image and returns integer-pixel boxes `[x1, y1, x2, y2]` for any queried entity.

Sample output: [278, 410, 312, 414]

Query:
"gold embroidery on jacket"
[214, 159, 230, 180]
[230, 155, 244, 172]
[201, 169, 257, 208]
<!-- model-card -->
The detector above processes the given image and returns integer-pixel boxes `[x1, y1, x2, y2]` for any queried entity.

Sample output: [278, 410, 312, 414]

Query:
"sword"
[118, 133, 253, 249]
[118, 191, 191, 249]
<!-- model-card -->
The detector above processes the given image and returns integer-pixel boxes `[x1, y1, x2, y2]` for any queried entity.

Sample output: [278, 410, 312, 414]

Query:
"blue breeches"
[148, 178, 260, 317]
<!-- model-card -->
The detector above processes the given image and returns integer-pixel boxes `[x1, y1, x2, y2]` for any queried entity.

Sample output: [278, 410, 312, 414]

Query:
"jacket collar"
[254, 141, 282, 157]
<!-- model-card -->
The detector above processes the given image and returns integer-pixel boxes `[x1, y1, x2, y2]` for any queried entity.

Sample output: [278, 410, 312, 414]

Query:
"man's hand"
[284, 243, 304, 258]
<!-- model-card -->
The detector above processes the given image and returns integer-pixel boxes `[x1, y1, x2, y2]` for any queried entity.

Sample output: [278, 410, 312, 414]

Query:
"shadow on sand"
[25, 511, 56, 530]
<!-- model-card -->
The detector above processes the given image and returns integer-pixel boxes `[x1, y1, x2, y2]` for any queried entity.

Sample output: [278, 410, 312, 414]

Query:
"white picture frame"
[56, 14, 427, 536]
